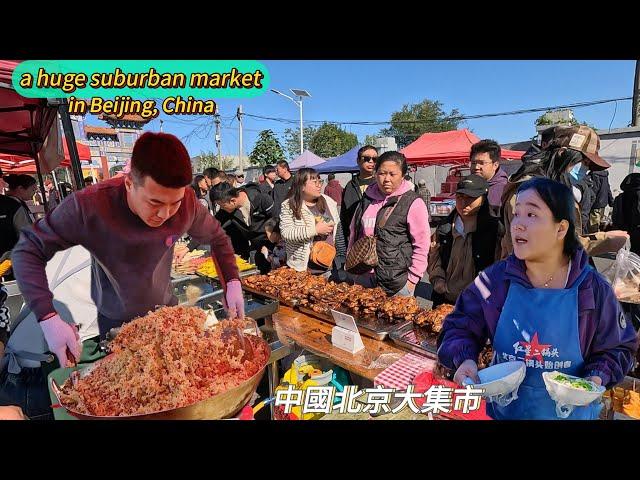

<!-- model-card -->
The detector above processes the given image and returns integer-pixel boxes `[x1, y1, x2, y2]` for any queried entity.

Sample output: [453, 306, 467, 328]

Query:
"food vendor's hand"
[224, 280, 245, 319]
[453, 359, 480, 385]
[585, 375, 603, 387]
[433, 278, 447, 295]
[315, 221, 334, 236]
[260, 246, 269, 259]
[0, 406, 27, 420]
[40, 314, 81, 368]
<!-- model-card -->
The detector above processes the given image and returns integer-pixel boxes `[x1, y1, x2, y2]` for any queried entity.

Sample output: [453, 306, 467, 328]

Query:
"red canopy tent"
[401, 129, 525, 166]
[0, 60, 59, 157]
[0, 60, 86, 203]
[0, 139, 91, 172]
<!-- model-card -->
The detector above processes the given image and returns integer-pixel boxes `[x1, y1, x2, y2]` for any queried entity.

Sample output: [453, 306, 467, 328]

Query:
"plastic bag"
[602, 245, 640, 303]
[542, 371, 605, 419]
[488, 388, 520, 408]
[367, 353, 404, 370]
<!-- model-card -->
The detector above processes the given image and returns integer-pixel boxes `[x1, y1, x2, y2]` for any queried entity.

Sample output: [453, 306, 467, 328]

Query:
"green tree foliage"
[249, 130, 285, 167]
[308, 123, 358, 158]
[380, 99, 462, 149]
[283, 126, 317, 160]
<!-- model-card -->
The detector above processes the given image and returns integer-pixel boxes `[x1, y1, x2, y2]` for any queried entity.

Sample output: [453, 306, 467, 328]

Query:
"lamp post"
[271, 88, 311, 155]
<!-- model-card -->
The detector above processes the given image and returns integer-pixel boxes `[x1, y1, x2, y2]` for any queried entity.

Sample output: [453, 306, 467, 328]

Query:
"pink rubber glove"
[224, 280, 245, 319]
[40, 314, 81, 367]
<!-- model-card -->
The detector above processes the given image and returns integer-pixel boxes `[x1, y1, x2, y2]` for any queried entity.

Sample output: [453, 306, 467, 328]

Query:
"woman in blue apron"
[437, 177, 638, 420]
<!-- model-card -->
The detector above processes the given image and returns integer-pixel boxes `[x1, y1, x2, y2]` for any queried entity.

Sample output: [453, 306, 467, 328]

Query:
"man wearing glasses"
[340, 145, 378, 246]
[235, 172, 246, 187]
[469, 139, 508, 209]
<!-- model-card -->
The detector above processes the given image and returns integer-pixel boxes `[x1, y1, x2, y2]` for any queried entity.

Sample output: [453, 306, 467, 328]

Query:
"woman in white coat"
[279, 168, 346, 276]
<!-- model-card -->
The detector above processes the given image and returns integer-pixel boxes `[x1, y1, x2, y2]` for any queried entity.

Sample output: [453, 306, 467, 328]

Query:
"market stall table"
[271, 306, 408, 382]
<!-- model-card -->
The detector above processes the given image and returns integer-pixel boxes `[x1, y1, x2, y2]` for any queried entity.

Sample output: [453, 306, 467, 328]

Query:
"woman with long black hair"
[279, 168, 345, 276]
[438, 177, 638, 420]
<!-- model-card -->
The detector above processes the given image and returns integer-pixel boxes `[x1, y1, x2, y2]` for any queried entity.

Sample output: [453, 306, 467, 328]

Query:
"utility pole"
[633, 59, 640, 127]
[299, 98, 304, 155]
[237, 105, 243, 173]
[215, 107, 222, 169]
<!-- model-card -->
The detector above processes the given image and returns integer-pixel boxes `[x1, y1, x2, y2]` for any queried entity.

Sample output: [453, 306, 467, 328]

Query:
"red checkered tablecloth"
[374, 353, 437, 390]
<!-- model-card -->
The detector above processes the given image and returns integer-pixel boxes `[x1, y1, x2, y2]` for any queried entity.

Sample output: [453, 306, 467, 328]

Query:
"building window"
[120, 132, 136, 147]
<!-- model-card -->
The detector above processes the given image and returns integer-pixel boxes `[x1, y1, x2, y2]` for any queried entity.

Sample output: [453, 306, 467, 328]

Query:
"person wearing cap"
[543, 126, 626, 242]
[438, 177, 637, 420]
[10, 132, 243, 369]
[428, 174, 501, 306]
[470, 139, 508, 210]
[499, 126, 628, 259]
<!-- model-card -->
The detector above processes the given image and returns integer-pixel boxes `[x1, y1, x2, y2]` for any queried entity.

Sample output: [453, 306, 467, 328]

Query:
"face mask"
[569, 162, 589, 183]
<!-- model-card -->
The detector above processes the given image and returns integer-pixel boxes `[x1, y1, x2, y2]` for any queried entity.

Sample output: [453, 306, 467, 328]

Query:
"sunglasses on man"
[359, 155, 377, 163]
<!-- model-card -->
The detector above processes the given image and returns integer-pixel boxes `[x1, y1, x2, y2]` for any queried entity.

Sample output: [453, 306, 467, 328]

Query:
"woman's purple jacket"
[437, 248, 639, 388]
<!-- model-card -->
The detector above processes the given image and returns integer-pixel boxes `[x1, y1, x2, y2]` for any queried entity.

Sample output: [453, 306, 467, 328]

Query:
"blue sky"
[93, 60, 637, 158]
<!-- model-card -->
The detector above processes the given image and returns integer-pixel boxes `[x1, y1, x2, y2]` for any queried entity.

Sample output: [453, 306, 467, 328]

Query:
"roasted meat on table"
[243, 268, 454, 326]
[244, 269, 312, 303]
[379, 296, 420, 322]
[412, 303, 454, 334]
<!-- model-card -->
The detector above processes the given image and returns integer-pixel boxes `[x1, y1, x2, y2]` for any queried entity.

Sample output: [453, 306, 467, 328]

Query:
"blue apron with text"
[489, 266, 600, 420]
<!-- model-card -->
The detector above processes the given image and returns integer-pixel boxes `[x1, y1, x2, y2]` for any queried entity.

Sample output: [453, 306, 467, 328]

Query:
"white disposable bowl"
[465, 361, 526, 398]
[542, 371, 605, 407]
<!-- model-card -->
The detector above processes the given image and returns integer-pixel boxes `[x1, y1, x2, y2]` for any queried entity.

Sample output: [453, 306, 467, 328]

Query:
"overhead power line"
[243, 97, 633, 126]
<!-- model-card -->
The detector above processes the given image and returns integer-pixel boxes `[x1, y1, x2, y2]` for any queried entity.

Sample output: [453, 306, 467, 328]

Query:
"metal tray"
[389, 322, 439, 359]
[195, 267, 259, 282]
[241, 284, 300, 308]
[297, 304, 405, 341]
[216, 294, 280, 321]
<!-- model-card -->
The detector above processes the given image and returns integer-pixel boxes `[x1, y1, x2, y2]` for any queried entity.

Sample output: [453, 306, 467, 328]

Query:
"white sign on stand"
[330, 309, 365, 353]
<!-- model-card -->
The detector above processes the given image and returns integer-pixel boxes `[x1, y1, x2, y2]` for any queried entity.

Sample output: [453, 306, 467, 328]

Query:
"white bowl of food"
[542, 371, 605, 407]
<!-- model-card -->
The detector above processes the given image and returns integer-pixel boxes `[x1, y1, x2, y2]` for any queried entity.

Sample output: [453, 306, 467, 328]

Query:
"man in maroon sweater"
[323, 173, 343, 207]
[11, 132, 243, 367]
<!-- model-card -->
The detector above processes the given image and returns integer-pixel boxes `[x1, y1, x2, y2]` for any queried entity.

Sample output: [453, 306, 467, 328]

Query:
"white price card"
[330, 309, 365, 353]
